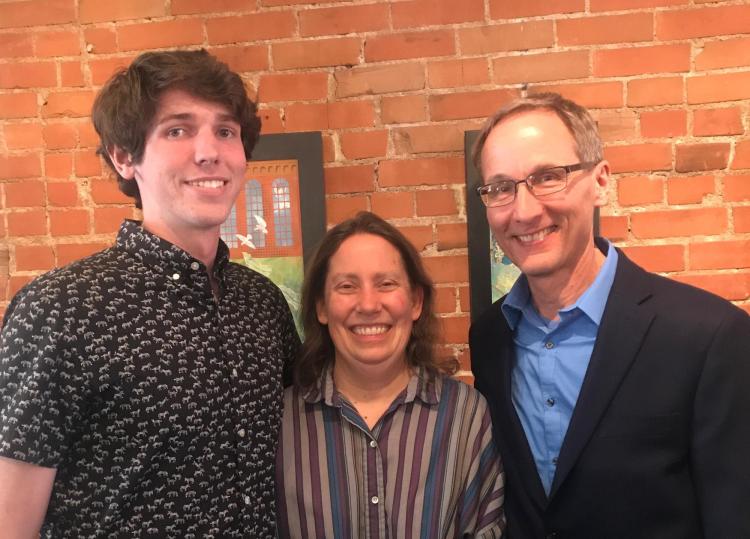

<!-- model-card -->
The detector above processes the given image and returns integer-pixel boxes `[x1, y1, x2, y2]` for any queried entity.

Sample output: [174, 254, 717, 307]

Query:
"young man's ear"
[107, 145, 136, 180]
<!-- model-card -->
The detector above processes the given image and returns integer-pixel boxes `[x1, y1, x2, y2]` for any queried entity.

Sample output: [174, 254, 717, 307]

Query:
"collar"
[301, 365, 442, 408]
[501, 238, 618, 328]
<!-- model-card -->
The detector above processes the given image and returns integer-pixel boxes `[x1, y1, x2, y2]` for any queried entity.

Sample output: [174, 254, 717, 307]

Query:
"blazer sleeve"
[691, 307, 750, 537]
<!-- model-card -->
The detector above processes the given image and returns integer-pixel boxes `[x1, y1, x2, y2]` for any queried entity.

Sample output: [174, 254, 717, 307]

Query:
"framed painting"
[464, 130, 599, 322]
[219, 131, 325, 335]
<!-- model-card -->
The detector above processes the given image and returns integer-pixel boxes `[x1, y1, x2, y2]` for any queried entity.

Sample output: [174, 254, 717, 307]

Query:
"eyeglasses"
[476, 163, 597, 208]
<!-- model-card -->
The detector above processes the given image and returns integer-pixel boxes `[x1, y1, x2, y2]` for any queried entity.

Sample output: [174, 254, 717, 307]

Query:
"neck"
[141, 220, 220, 274]
[527, 242, 605, 320]
[333, 358, 411, 407]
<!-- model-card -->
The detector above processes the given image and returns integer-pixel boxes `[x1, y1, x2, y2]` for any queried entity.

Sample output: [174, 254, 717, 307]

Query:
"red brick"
[437, 315, 470, 345]
[640, 109, 687, 138]
[0, 0, 74, 29]
[430, 89, 517, 122]
[0, 154, 41, 179]
[393, 0, 483, 28]
[734, 140, 750, 170]
[118, 19, 204, 51]
[364, 30, 454, 62]
[212, 45, 269, 73]
[324, 165, 375, 194]
[171, 0, 255, 15]
[258, 107, 283, 134]
[206, 12, 296, 45]
[340, 130, 388, 160]
[83, 28, 117, 54]
[61, 62, 84, 87]
[667, 175, 715, 205]
[326, 196, 368, 226]
[688, 72, 750, 105]
[7, 209, 46, 236]
[493, 51, 589, 84]
[0, 32, 33, 58]
[42, 91, 95, 118]
[3, 122, 43, 149]
[627, 77, 684, 107]
[94, 207, 133, 234]
[675, 143, 730, 172]
[47, 181, 79, 206]
[34, 30, 79, 57]
[89, 57, 134, 85]
[263, 0, 337, 5]
[594, 44, 689, 77]
[416, 189, 457, 217]
[423, 255, 468, 283]
[604, 143, 672, 173]
[724, 175, 750, 202]
[617, 175, 664, 206]
[437, 223, 467, 251]
[381, 95, 427, 124]
[50, 209, 89, 236]
[322, 134, 335, 163]
[77, 122, 99, 149]
[0, 62, 56, 89]
[300, 4, 389, 36]
[393, 122, 480, 155]
[379, 157, 464, 187]
[79, 0, 165, 23]
[56, 242, 109, 265]
[621, 244, 685, 273]
[693, 108, 744, 137]
[631, 207, 727, 238]
[656, 4, 750, 40]
[272, 38, 360, 70]
[15, 245, 54, 271]
[399, 225, 432, 251]
[490, 0, 584, 18]
[689, 240, 750, 270]
[8, 275, 35, 297]
[74, 150, 102, 177]
[371, 191, 413, 219]
[558, 13, 653, 46]
[43, 123, 77, 150]
[45, 153, 73, 179]
[599, 214, 629, 240]
[4, 180, 45, 207]
[328, 100, 375, 129]
[530, 82, 624, 109]
[336, 63, 424, 99]
[435, 286, 458, 313]
[695, 37, 750, 71]
[672, 272, 750, 301]
[427, 58, 489, 89]
[591, 0, 685, 10]
[259, 72, 328, 103]
[591, 110, 637, 143]
[458, 21, 553, 55]
[734, 206, 750, 233]
[90, 179, 130, 204]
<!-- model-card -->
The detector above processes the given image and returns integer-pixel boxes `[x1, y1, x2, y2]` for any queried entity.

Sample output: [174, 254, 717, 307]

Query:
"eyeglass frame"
[475, 162, 599, 208]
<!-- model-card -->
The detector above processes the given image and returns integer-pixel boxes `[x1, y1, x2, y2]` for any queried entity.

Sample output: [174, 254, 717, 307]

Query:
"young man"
[0, 50, 300, 538]
[470, 93, 750, 538]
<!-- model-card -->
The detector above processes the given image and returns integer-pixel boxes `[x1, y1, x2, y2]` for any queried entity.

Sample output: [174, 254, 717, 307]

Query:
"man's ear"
[593, 160, 610, 207]
[107, 145, 136, 180]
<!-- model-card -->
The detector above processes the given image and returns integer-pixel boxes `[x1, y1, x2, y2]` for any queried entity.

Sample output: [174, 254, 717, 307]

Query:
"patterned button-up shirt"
[0, 220, 300, 538]
[276, 367, 505, 538]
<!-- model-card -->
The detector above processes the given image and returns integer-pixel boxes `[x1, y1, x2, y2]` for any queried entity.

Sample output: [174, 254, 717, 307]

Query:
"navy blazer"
[470, 243, 750, 539]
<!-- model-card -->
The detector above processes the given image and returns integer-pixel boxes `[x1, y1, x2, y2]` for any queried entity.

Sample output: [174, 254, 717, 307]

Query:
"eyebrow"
[155, 112, 239, 125]
[486, 163, 561, 183]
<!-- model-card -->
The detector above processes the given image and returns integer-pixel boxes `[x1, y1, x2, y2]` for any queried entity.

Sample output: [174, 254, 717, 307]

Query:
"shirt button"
[171, 272, 180, 280]
[546, 397, 556, 407]
[371, 496, 379, 505]
[244, 495, 251, 506]
[552, 457, 559, 465]
[545, 341, 554, 349]
[190, 262, 200, 270]
[238, 429, 246, 438]
[369, 440, 377, 448]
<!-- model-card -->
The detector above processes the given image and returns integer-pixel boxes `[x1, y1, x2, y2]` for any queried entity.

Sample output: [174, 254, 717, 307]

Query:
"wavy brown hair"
[296, 211, 457, 390]
[91, 49, 261, 209]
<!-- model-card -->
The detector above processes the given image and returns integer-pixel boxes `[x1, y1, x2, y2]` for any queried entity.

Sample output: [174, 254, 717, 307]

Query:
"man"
[470, 93, 750, 538]
[0, 50, 299, 538]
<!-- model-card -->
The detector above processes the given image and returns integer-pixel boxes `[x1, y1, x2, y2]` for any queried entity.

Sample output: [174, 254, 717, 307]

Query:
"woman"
[276, 212, 504, 538]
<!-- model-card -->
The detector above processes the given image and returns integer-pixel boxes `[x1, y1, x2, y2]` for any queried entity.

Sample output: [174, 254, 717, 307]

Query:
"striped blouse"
[276, 367, 505, 539]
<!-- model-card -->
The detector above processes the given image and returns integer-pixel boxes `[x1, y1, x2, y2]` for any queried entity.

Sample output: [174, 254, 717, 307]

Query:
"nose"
[194, 128, 219, 166]
[356, 286, 381, 314]
[512, 181, 544, 222]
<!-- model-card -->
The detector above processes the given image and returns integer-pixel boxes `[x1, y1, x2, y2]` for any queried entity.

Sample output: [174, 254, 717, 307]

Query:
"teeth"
[352, 325, 389, 336]
[517, 226, 555, 243]
[190, 180, 225, 188]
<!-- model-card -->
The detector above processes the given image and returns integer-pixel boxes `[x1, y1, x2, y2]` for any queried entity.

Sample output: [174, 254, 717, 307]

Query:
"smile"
[351, 325, 390, 336]
[186, 179, 227, 189]
[516, 226, 557, 244]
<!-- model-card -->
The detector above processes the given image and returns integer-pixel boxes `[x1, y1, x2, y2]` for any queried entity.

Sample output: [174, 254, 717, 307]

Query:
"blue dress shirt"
[501, 242, 618, 495]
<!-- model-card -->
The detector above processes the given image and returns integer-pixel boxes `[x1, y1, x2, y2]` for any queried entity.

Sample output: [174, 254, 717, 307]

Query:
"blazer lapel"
[549, 251, 655, 498]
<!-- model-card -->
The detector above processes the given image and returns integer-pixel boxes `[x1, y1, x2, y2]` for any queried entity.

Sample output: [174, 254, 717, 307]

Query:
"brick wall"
[2, 0, 749, 375]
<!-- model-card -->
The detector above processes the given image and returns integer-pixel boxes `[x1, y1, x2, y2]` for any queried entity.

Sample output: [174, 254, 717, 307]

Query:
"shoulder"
[470, 299, 506, 336]
[439, 376, 492, 414]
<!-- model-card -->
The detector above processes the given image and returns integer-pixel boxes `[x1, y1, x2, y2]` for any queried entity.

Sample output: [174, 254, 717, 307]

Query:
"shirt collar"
[501, 239, 618, 328]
